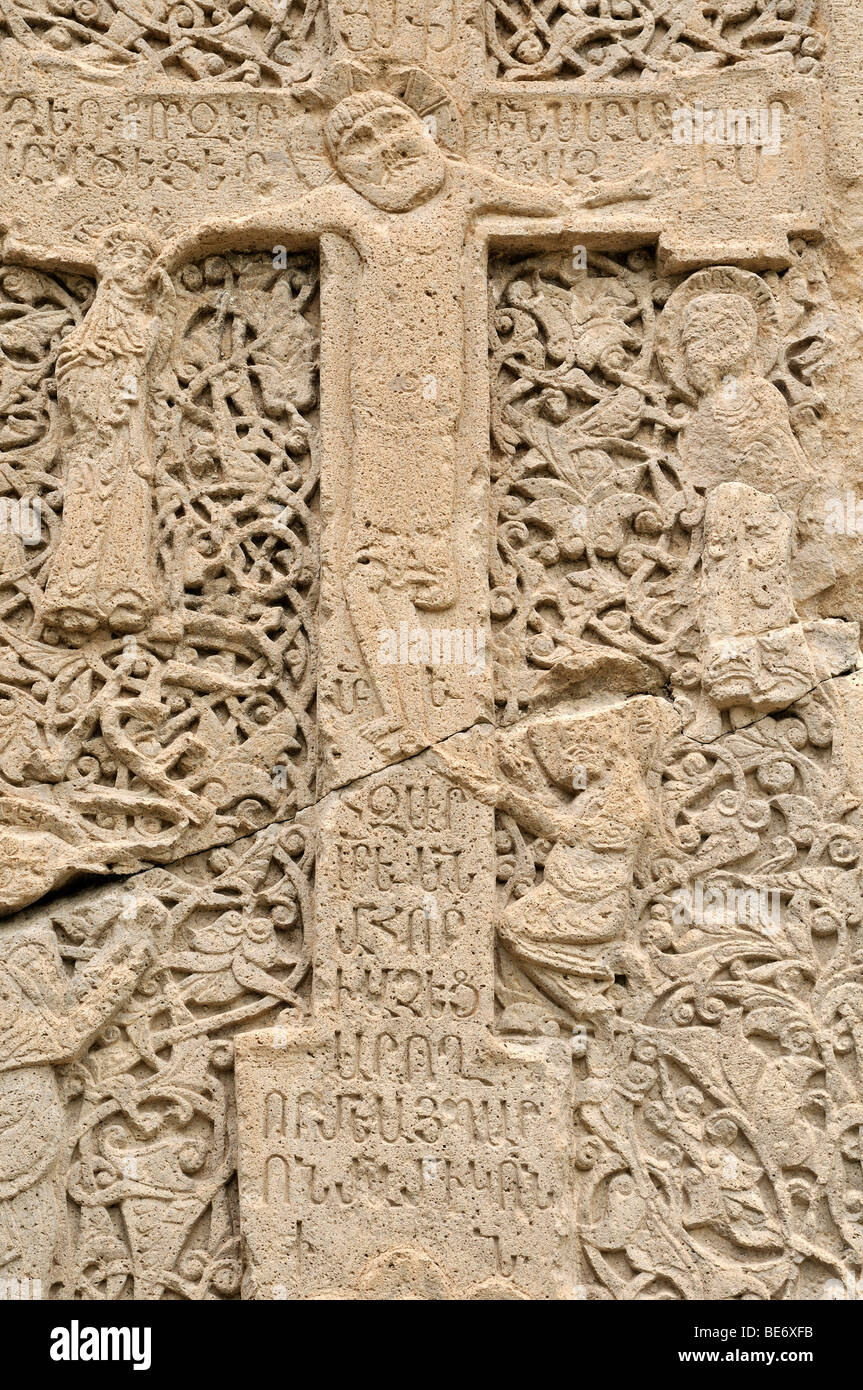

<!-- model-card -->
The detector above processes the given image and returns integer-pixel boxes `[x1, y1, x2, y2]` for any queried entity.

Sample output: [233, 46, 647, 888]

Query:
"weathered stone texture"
[0, 0, 861, 1302]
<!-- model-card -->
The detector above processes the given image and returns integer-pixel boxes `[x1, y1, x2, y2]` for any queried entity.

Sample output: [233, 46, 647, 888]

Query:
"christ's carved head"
[325, 93, 446, 213]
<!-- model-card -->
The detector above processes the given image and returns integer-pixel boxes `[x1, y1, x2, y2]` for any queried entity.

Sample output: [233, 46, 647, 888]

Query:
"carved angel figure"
[676, 289, 812, 507]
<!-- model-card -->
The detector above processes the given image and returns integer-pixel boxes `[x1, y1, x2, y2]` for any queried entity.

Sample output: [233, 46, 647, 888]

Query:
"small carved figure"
[657, 268, 815, 510]
[700, 481, 817, 712]
[433, 698, 672, 1035]
[38, 224, 174, 639]
[0, 918, 154, 1288]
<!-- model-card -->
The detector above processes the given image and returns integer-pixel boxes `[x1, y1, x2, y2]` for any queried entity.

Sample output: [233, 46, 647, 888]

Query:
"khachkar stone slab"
[0, 0, 862, 1307]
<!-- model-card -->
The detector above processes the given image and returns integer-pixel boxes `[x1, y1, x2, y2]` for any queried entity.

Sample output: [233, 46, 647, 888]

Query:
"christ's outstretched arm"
[157, 185, 359, 272]
[467, 166, 567, 221]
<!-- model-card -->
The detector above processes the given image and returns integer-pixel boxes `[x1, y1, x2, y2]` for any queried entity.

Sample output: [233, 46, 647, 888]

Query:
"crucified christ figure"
[158, 91, 646, 756]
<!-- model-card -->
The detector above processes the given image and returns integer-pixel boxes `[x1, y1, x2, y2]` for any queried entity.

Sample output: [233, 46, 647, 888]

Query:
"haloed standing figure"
[41, 223, 174, 640]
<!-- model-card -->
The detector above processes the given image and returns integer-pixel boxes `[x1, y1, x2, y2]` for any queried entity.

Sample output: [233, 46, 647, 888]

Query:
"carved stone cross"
[0, 0, 850, 1305]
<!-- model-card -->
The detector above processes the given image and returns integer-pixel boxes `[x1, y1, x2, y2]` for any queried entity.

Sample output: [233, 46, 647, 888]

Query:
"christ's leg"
[342, 533, 427, 756]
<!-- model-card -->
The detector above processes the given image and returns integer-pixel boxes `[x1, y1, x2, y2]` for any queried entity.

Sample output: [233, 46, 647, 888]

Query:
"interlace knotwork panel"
[489, 243, 847, 734]
[0, 247, 319, 913]
[481, 680, 863, 1298]
[0, 0, 326, 86]
[486, 243, 863, 1299]
[485, 0, 824, 82]
[0, 819, 313, 1299]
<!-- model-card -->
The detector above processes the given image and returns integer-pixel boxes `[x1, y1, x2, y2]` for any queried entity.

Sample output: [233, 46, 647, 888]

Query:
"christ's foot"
[107, 592, 149, 634]
[46, 602, 101, 637]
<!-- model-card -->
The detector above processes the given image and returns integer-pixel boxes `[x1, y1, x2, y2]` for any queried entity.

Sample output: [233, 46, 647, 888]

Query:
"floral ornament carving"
[477, 678, 863, 1299]
[489, 246, 847, 732]
[485, 0, 824, 82]
[0, 0, 326, 85]
[0, 242, 319, 912]
[487, 238, 863, 1299]
[0, 820, 313, 1300]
